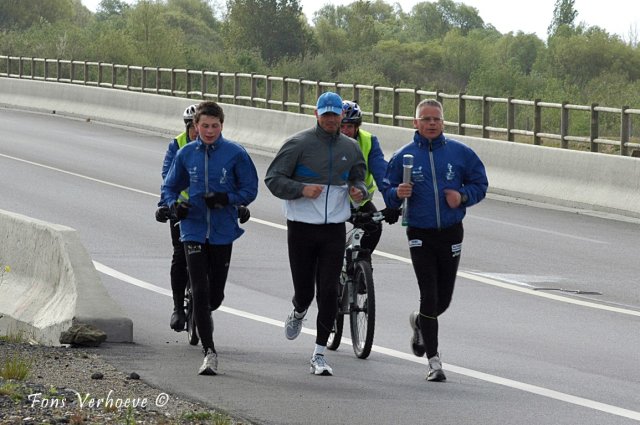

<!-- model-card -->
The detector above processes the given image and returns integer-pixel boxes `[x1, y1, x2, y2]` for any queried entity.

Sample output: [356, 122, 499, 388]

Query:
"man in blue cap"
[265, 91, 368, 376]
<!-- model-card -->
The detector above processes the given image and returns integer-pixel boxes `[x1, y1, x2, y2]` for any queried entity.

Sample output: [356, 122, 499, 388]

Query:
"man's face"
[196, 115, 223, 144]
[340, 123, 358, 139]
[413, 105, 444, 140]
[316, 111, 342, 134]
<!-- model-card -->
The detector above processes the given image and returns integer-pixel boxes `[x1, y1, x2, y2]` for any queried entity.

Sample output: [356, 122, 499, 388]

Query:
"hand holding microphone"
[400, 154, 413, 226]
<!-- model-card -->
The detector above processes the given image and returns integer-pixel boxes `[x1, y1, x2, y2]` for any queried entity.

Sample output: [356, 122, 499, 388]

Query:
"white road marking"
[94, 260, 640, 422]
[4, 151, 637, 316]
[473, 215, 607, 244]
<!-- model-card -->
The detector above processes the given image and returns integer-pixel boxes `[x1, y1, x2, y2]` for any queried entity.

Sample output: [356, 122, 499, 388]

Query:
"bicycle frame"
[329, 210, 384, 359]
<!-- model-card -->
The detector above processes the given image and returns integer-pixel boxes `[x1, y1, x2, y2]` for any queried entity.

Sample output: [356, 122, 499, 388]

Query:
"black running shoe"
[409, 311, 426, 357]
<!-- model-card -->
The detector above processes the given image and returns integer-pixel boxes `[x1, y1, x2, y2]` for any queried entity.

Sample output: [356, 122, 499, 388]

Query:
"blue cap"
[316, 92, 343, 116]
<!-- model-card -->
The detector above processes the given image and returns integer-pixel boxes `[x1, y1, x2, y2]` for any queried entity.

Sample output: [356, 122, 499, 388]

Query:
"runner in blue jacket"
[383, 99, 488, 382]
[162, 101, 258, 376]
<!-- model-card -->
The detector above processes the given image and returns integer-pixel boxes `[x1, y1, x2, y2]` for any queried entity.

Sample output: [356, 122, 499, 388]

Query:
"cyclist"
[162, 101, 259, 375]
[265, 92, 367, 376]
[156, 104, 198, 332]
[340, 100, 400, 255]
[383, 99, 488, 382]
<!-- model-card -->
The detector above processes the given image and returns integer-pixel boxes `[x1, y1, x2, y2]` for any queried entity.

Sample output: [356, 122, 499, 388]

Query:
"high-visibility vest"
[175, 131, 190, 202]
[357, 129, 376, 204]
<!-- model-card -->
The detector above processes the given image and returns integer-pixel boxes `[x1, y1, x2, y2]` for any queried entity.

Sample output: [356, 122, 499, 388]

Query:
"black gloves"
[381, 207, 401, 224]
[171, 201, 191, 220]
[238, 205, 250, 224]
[204, 192, 229, 209]
[155, 205, 171, 223]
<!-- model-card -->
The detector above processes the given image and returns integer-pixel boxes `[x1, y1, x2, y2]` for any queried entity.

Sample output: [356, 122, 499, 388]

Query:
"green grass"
[181, 411, 237, 424]
[0, 354, 31, 380]
[0, 381, 24, 402]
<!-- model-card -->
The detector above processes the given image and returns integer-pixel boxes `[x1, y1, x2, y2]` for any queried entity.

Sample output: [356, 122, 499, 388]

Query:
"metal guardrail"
[2, 55, 639, 156]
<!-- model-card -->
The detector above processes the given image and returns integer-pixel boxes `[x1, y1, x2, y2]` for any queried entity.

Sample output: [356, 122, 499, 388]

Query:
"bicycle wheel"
[327, 283, 345, 350]
[349, 260, 375, 359]
[185, 287, 199, 346]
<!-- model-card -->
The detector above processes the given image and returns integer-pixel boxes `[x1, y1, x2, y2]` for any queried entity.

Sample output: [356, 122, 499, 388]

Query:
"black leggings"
[184, 241, 232, 352]
[287, 220, 345, 346]
[169, 219, 188, 310]
[407, 223, 463, 358]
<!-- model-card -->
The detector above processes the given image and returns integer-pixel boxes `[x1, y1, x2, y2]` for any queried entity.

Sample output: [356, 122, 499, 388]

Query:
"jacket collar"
[315, 123, 340, 142]
[195, 135, 224, 150]
[413, 131, 446, 150]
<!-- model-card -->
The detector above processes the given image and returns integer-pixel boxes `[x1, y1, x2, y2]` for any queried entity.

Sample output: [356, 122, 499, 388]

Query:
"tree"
[406, 0, 484, 41]
[95, 0, 131, 21]
[224, 0, 313, 65]
[547, 0, 578, 37]
[126, 1, 186, 66]
[0, 0, 75, 30]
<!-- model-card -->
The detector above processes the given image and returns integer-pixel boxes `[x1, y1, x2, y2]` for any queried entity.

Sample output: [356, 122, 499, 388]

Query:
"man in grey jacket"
[265, 91, 368, 376]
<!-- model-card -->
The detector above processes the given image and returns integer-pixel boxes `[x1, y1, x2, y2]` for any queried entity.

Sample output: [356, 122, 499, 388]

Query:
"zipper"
[205, 145, 211, 241]
[324, 139, 333, 224]
[428, 141, 441, 229]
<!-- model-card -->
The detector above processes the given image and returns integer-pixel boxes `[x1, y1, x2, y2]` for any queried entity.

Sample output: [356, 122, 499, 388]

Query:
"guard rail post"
[534, 99, 542, 145]
[590, 103, 599, 153]
[621, 106, 630, 156]
[561, 101, 569, 149]
[458, 93, 466, 136]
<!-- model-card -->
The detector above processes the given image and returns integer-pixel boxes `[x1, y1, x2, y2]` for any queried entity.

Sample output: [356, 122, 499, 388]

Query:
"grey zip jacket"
[265, 124, 367, 224]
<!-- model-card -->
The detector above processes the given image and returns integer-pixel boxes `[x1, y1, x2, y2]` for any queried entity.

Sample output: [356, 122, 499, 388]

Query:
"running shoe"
[409, 311, 426, 357]
[310, 354, 333, 376]
[198, 348, 218, 376]
[427, 353, 446, 382]
[284, 309, 305, 340]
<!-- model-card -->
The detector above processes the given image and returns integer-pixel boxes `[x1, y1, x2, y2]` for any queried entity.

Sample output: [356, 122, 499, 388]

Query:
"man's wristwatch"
[460, 193, 469, 205]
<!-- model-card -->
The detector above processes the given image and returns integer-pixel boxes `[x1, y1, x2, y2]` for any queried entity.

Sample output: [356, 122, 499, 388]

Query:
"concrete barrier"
[2, 76, 640, 343]
[2, 77, 640, 219]
[0, 208, 132, 345]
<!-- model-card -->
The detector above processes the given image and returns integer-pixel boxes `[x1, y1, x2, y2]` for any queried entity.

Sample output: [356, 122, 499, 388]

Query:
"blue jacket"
[383, 131, 488, 229]
[162, 135, 259, 244]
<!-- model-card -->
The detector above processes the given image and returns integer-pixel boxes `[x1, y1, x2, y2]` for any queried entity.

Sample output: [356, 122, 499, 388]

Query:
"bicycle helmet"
[183, 104, 197, 124]
[342, 100, 362, 125]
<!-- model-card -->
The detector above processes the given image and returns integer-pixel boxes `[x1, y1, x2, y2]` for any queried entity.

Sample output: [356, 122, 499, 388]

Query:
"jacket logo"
[220, 168, 228, 184]
[188, 166, 198, 183]
[446, 163, 456, 181]
[341, 156, 347, 161]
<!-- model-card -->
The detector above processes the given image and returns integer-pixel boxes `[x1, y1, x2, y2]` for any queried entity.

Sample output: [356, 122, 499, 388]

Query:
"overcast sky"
[81, 0, 638, 41]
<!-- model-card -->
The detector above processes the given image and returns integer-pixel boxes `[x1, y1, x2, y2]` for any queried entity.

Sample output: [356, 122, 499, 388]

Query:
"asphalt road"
[1, 108, 639, 425]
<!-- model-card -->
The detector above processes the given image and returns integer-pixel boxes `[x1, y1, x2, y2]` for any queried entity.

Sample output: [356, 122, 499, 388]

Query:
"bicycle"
[327, 210, 386, 359]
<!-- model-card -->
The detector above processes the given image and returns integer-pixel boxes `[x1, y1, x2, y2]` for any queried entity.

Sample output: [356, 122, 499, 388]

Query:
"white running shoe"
[198, 349, 218, 376]
[426, 353, 446, 382]
[310, 354, 333, 376]
[284, 309, 305, 340]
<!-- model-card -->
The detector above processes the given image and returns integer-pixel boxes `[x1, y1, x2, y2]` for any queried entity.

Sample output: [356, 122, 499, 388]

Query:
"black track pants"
[407, 223, 463, 358]
[287, 220, 345, 346]
[184, 242, 232, 352]
[169, 219, 188, 310]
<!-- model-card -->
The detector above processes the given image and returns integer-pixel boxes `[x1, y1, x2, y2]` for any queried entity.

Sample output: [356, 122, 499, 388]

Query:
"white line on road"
[6, 151, 637, 316]
[94, 260, 640, 422]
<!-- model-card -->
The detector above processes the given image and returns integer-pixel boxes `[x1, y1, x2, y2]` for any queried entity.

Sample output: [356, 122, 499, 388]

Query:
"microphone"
[401, 154, 413, 226]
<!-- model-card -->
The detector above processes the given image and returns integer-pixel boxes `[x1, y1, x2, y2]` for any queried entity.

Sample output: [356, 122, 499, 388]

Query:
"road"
[1, 107, 639, 424]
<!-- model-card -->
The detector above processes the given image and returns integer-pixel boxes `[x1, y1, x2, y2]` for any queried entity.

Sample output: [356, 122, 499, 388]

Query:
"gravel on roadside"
[0, 340, 251, 425]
